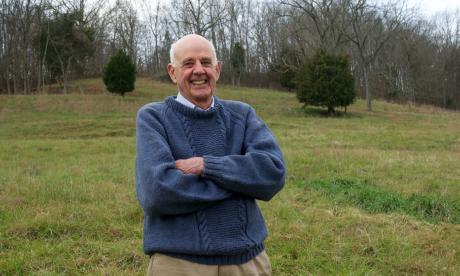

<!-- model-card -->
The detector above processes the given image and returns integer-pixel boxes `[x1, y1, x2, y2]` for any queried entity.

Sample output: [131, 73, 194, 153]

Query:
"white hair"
[169, 35, 218, 67]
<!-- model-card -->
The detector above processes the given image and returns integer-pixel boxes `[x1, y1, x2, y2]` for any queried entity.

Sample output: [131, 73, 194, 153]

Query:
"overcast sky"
[407, 0, 460, 16]
[99, 0, 460, 20]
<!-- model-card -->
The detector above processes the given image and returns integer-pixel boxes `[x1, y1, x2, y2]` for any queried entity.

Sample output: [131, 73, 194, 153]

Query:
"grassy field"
[1, 78, 459, 275]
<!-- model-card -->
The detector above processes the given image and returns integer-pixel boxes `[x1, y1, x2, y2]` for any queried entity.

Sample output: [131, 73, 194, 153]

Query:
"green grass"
[300, 179, 460, 224]
[1, 78, 459, 275]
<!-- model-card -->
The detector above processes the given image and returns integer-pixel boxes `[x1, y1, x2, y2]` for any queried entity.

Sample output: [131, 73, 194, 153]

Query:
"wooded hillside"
[1, 0, 459, 110]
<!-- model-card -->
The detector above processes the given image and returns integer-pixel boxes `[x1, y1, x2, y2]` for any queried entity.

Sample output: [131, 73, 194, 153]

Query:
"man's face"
[167, 37, 221, 108]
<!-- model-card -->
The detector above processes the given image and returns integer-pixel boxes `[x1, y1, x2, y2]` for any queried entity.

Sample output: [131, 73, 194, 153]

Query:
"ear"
[167, 63, 177, 83]
[215, 62, 222, 81]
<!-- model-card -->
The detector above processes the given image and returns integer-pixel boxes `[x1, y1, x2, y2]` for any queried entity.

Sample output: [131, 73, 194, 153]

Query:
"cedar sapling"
[103, 50, 136, 97]
[295, 50, 356, 115]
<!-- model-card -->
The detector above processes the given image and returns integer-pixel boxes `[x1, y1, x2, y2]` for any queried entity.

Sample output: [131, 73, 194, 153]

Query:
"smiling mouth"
[191, 80, 207, 85]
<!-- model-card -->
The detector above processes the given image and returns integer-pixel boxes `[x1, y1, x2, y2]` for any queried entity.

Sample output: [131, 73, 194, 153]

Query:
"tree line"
[1, 0, 459, 111]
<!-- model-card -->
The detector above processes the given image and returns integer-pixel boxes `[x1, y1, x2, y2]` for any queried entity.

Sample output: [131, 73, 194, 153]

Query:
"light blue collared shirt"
[176, 92, 214, 111]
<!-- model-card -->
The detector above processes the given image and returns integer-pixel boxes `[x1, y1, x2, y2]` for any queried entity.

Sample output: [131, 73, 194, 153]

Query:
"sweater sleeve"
[135, 106, 233, 216]
[202, 106, 285, 201]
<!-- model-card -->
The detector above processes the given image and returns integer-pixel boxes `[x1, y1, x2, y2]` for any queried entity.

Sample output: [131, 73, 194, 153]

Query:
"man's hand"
[175, 157, 204, 175]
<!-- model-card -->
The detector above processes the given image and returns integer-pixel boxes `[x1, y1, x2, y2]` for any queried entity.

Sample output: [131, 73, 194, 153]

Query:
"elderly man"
[135, 34, 285, 276]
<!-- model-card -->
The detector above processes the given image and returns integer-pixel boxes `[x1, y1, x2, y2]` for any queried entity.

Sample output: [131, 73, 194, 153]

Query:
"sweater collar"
[166, 96, 221, 118]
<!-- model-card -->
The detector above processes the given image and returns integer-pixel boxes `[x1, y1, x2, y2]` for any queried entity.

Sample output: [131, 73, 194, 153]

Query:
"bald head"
[170, 34, 218, 67]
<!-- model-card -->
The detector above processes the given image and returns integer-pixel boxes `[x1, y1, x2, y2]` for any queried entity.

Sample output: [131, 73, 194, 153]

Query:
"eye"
[182, 61, 194, 68]
[201, 60, 212, 67]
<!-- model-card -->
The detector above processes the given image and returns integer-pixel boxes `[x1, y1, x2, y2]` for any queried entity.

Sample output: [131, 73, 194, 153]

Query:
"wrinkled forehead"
[174, 39, 216, 62]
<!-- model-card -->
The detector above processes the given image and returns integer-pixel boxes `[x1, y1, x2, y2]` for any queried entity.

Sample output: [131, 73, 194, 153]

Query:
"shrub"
[103, 50, 136, 97]
[296, 50, 355, 115]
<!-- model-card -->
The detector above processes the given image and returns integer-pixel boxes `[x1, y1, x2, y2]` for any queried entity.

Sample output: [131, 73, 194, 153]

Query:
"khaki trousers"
[146, 251, 272, 276]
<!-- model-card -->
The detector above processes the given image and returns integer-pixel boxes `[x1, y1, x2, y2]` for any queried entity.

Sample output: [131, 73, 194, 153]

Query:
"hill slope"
[0, 78, 459, 274]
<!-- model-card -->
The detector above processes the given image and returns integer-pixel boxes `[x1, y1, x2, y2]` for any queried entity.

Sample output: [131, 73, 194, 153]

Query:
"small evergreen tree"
[296, 50, 355, 115]
[103, 50, 136, 97]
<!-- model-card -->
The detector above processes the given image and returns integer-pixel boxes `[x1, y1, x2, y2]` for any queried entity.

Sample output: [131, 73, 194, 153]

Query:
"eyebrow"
[181, 57, 213, 64]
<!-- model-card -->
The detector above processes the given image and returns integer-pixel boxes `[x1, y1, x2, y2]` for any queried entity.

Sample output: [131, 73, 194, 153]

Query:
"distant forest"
[1, 0, 459, 110]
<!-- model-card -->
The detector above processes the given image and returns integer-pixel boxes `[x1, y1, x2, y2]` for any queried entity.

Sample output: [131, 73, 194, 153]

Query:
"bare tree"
[170, 0, 227, 37]
[139, 0, 163, 73]
[344, 0, 410, 111]
[432, 10, 460, 109]
[1, 0, 39, 94]
[107, 0, 139, 61]
[279, 0, 349, 53]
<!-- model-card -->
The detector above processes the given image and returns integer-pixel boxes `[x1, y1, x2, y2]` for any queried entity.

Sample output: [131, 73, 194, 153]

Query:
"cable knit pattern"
[196, 210, 212, 252]
[178, 116, 194, 154]
[135, 96, 286, 265]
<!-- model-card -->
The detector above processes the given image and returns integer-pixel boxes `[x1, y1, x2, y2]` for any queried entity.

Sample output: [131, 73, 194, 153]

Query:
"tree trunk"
[13, 74, 17, 94]
[62, 57, 72, 94]
[364, 67, 372, 111]
[443, 79, 447, 108]
[6, 66, 11, 95]
[41, 26, 50, 93]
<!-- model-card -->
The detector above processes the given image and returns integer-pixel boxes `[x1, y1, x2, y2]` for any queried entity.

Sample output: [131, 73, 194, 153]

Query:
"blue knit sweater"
[135, 96, 285, 265]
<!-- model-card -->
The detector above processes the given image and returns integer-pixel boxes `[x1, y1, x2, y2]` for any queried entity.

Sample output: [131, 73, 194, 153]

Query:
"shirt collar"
[176, 92, 214, 111]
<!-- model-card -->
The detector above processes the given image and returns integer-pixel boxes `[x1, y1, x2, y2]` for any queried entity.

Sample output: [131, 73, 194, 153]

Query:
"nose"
[192, 60, 205, 74]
